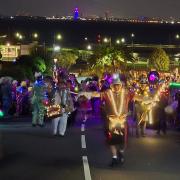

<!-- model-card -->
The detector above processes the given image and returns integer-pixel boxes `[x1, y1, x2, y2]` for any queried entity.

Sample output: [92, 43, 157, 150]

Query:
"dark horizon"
[0, 18, 180, 48]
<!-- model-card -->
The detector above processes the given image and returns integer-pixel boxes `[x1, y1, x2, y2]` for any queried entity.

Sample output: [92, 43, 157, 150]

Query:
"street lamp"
[103, 37, 112, 46]
[175, 34, 180, 39]
[6, 42, 10, 61]
[6, 42, 10, 47]
[19, 35, 23, 40]
[131, 33, 135, 53]
[15, 32, 23, 41]
[53, 58, 58, 85]
[53, 45, 61, 52]
[121, 38, 125, 43]
[103, 37, 108, 43]
[53, 58, 58, 63]
[16, 32, 20, 38]
[56, 34, 62, 40]
[84, 37, 88, 41]
[87, 44, 92, 50]
[33, 33, 38, 39]
[116, 39, 120, 44]
[131, 33, 135, 38]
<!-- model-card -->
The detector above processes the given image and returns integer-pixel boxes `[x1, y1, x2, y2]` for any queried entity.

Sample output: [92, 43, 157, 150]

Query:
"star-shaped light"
[108, 115, 126, 134]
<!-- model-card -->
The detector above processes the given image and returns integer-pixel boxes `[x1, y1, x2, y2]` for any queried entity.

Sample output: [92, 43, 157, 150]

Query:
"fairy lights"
[108, 88, 125, 116]
[46, 105, 61, 118]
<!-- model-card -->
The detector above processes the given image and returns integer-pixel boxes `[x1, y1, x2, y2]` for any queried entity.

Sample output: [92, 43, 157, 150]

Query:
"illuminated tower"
[74, 7, 79, 20]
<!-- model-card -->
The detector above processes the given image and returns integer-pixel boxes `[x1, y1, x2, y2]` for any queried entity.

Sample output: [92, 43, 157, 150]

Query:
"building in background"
[74, 7, 79, 20]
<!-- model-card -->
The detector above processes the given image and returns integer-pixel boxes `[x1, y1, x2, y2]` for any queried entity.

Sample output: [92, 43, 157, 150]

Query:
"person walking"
[157, 96, 168, 135]
[79, 74, 130, 167]
[52, 80, 74, 136]
[31, 72, 46, 127]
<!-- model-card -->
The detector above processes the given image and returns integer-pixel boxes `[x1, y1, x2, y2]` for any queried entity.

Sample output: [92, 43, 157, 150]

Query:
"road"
[0, 116, 180, 180]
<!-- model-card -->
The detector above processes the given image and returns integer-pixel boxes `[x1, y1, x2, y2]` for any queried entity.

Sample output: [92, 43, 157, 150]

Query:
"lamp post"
[53, 58, 58, 85]
[131, 33, 135, 46]
[121, 37, 126, 44]
[53, 44, 61, 85]
[175, 34, 179, 40]
[116, 39, 120, 44]
[87, 44, 92, 50]
[32, 33, 39, 43]
[131, 33, 135, 55]
[33, 33, 38, 39]
[175, 34, 180, 45]
[103, 37, 112, 47]
[15, 32, 23, 45]
[6, 42, 10, 61]
[55, 33, 62, 43]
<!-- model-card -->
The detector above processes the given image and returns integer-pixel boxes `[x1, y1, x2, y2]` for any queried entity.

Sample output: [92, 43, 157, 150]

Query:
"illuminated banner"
[0, 45, 20, 61]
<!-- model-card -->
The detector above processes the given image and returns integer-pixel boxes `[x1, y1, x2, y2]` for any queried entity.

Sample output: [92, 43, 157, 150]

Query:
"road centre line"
[81, 135, 86, 149]
[82, 156, 92, 180]
[81, 124, 85, 132]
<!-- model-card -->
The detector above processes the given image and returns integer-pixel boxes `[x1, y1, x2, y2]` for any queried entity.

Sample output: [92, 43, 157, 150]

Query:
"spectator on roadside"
[0, 78, 12, 117]
[156, 95, 168, 135]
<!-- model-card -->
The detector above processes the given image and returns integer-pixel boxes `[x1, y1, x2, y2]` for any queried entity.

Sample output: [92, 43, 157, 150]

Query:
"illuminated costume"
[31, 73, 46, 127]
[15, 81, 29, 116]
[52, 81, 74, 136]
[101, 79, 129, 167]
[79, 75, 129, 167]
[134, 100, 147, 137]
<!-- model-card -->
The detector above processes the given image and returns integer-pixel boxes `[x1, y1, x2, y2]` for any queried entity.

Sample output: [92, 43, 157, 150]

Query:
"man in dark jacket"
[157, 96, 168, 135]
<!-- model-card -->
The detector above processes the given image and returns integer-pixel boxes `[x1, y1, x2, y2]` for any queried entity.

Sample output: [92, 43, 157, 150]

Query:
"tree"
[14, 55, 46, 80]
[30, 44, 52, 75]
[33, 57, 46, 73]
[54, 50, 78, 70]
[149, 48, 170, 72]
[89, 44, 133, 76]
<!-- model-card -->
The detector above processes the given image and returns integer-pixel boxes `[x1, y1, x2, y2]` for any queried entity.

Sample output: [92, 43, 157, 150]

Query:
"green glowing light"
[169, 82, 180, 88]
[0, 110, 4, 118]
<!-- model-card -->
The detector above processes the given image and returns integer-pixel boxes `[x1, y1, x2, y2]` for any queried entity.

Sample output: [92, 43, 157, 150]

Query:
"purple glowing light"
[149, 74, 156, 81]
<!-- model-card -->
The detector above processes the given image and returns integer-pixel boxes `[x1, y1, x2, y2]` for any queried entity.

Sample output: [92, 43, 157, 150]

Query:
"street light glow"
[56, 34, 62, 40]
[19, 35, 23, 40]
[16, 32, 20, 37]
[53, 45, 61, 52]
[116, 39, 120, 44]
[131, 33, 135, 38]
[33, 33, 38, 38]
[15, 32, 23, 40]
[53, 58, 58, 63]
[175, 34, 180, 39]
[6, 42, 10, 46]
[121, 38, 125, 43]
[87, 45, 92, 50]
[104, 38, 108, 43]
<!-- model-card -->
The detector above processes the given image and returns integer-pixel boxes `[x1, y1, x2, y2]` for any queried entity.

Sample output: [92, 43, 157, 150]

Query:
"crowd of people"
[0, 69, 180, 167]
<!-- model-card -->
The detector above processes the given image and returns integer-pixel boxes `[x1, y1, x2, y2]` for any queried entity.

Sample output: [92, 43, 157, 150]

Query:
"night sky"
[0, 0, 179, 18]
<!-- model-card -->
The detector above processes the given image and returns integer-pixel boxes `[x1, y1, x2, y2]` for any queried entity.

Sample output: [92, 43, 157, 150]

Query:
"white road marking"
[82, 156, 92, 180]
[81, 135, 86, 149]
[81, 124, 85, 132]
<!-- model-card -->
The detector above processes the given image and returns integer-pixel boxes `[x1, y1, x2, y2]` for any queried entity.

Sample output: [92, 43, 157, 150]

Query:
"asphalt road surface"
[0, 116, 180, 180]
